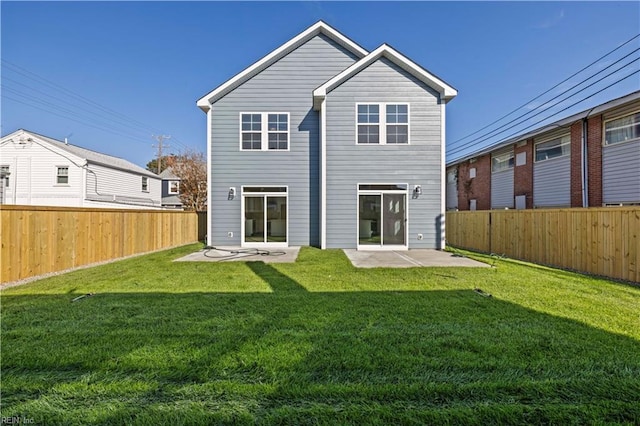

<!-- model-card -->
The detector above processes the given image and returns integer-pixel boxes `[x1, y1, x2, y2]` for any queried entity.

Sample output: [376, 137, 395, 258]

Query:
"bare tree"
[166, 151, 207, 211]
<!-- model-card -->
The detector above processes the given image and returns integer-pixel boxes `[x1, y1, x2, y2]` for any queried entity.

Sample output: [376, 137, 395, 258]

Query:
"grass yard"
[1, 245, 639, 425]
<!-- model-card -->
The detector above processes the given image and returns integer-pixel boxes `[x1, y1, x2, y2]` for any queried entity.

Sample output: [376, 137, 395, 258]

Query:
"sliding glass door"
[243, 187, 287, 246]
[358, 184, 407, 249]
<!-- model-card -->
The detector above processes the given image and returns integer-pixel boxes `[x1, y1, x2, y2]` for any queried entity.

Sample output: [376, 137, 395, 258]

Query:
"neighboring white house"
[0, 129, 162, 209]
[159, 167, 183, 209]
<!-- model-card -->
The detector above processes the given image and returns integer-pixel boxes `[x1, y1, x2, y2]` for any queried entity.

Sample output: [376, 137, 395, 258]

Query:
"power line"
[447, 54, 640, 157]
[449, 32, 640, 148]
[448, 69, 640, 163]
[1, 59, 192, 152]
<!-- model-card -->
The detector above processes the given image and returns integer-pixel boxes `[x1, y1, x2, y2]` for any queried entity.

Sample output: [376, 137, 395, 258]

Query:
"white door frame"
[356, 183, 408, 251]
[241, 186, 288, 248]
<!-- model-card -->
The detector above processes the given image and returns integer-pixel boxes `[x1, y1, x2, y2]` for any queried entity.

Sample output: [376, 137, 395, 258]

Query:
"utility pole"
[152, 134, 171, 174]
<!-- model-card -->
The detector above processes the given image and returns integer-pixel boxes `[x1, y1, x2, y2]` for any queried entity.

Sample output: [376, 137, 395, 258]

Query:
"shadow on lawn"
[2, 261, 640, 424]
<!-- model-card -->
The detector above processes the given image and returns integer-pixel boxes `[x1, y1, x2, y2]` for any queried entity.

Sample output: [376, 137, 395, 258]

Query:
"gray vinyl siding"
[491, 169, 514, 209]
[209, 34, 359, 246]
[533, 156, 571, 207]
[325, 57, 443, 249]
[603, 139, 640, 204]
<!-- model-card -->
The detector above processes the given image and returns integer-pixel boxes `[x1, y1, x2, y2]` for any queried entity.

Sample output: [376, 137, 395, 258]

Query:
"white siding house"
[0, 129, 162, 209]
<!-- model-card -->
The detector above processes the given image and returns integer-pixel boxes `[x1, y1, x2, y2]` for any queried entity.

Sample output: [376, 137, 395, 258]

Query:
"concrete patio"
[176, 246, 489, 268]
[343, 249, 490, 268]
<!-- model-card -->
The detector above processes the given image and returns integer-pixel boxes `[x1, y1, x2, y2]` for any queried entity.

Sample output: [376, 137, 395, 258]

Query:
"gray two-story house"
[197, 21, 456, 250]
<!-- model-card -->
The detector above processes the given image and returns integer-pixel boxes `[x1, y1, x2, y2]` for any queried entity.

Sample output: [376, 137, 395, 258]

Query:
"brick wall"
[570, 121, 584, 207]
[587, 114, 603, 206]
[513, 139, 533, 209]
[456, 154, 492, 210]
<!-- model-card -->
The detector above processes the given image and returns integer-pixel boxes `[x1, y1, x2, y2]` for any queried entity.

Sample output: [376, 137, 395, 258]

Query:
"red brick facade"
[456, 154, 491, 210]
[586, 114, 603, 206]
[513, 139, 533, 209]
[570, 121, 584, 207]
[450, 105, 636, 210]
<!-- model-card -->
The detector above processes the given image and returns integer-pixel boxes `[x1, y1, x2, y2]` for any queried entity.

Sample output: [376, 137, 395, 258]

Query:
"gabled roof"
[159, 167, 179, 180]
[313, 43, 458, 109]
[1, 129, 159, 178]
[447, 89, 640, 166]
[196, 21, 368, 112]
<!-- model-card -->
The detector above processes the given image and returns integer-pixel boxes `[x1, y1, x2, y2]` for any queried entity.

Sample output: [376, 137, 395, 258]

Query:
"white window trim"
[168, 180, 180, 195]
[141, 176, 149, 193]
[355, 103, 410, 145]
[240, 185, 289, 248]
[55, 166, 70, 186]
[603, 109, 640, 147]
[239, 112, 290, 151]
[491, 151, 514, 173]
[356, 182, 409, 251]
[534, 134, 570, 163]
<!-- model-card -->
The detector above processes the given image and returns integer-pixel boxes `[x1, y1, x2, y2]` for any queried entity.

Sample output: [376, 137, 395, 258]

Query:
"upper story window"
[357, 104, 380, 144]
[356, 103, 409, 144]
[168, 180, 180, 194]
[492, 151, 514, 173]
[604, 111, 640, 145]
[142, 176, 149, 192]
[0, 165, 9, 187]
[535, 135, 570, 162]
[240, 112, 289, 151]
[56, 166, 69, 185]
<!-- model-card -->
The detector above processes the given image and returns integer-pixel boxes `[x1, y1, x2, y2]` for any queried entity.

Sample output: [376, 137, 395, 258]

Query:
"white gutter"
[440, 101, 446, 250]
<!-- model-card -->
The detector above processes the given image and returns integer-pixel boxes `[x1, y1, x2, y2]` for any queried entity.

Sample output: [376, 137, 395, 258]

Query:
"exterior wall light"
[413, 185, 422, 196]
[228, 187, 236, 200]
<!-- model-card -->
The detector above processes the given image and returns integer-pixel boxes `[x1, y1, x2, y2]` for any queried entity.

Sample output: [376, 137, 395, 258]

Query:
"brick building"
[447, 91, 640, 210]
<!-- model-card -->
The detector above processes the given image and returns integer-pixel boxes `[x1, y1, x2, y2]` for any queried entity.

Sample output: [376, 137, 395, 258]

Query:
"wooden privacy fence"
[446, 207, 640, 283]
[1, 205, 200, 283]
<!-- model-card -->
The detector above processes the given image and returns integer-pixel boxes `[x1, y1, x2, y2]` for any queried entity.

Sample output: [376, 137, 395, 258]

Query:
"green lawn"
[2, 245, 639, 425]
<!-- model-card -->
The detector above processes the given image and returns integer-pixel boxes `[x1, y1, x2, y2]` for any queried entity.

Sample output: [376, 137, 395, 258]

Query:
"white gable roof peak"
[313, 44, 457, 109]
[196, 21, 368, 112]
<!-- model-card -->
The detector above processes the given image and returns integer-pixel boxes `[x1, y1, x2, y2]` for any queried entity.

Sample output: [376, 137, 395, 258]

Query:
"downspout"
[206, 106, 213, 247]
[320, 97, 327, 250]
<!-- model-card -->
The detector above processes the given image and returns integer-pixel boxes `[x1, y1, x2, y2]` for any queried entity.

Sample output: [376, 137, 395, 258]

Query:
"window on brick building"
[535, 134, 570, 162]
[604, 111, 640, 145]
[491, 151, 514, 173]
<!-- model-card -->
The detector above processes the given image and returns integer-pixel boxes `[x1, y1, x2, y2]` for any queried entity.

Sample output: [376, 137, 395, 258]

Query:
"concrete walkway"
[343, 249, 490, 268]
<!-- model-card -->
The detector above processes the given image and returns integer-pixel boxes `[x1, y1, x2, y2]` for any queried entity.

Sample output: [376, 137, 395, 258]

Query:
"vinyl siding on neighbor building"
[324, 57, 443, 249]
[534, 155, 571, 207]
[491, 169, 514, 209]
[209, 34, 360, 247]
[603, 140, 640, 204]
[85, 163, 162, 207]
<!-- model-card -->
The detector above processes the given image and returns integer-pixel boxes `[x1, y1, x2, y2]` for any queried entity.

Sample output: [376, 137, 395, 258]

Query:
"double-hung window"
[356, 103, 409, 144]
[535, 135, 570, 162]
[492, 151, 514, 173]
[0, 165, 9, 187]
[240, 113, 289, 151]
[142, 176, 149, 192]
[56, 166, 69, 184]
[168, 180, 180, 194]
[604, 111, 640, 145]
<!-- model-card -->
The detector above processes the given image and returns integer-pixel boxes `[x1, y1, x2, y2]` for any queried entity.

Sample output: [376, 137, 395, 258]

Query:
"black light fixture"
[228, 187, 235, 200]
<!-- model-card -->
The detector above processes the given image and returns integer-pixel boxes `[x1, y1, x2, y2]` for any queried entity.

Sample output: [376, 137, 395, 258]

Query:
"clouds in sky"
[533, 9, 565, 29]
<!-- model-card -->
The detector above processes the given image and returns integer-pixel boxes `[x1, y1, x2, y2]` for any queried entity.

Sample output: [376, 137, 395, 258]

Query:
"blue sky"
[2, 1, 639, 167]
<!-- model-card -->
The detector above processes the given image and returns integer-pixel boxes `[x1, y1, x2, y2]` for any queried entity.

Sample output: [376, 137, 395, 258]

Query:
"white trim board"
[197, 21, 368, 112]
